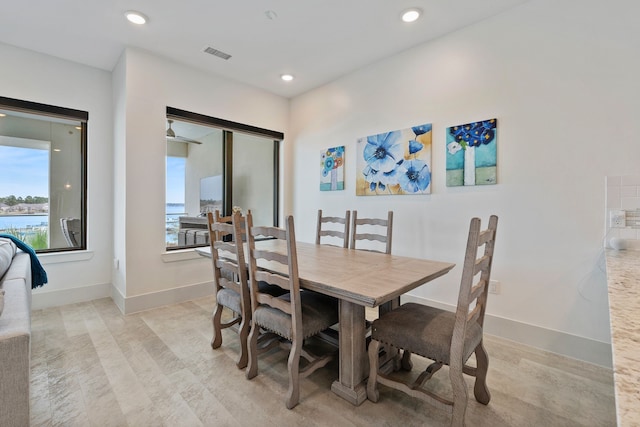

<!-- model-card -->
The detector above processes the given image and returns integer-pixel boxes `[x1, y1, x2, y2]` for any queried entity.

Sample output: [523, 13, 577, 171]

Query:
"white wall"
[288, 0, 640, 366]
[0, 42, 114, 307]
[112, 48, 289, 313]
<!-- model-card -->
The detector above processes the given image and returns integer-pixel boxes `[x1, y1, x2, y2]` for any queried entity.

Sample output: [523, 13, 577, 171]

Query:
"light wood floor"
[30, 297, 616, 426]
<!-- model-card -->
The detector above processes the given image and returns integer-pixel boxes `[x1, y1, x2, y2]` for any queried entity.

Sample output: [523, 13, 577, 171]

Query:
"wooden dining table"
[197, 240, 455, 405]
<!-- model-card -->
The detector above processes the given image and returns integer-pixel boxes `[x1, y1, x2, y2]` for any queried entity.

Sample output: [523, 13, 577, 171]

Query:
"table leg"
[331, 300, 367, 405]
[378, 297, 401, 369]
[378, 296, 399, 316]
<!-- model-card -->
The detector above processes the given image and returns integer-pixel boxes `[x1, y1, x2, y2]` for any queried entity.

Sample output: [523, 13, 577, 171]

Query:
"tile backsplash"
[606, 175, 640, 251]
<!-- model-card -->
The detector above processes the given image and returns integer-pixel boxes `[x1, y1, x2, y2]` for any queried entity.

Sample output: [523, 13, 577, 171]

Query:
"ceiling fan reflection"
[166, 119, 202, 144]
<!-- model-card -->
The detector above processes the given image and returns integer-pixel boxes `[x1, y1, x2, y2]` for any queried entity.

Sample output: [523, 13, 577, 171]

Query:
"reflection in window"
[165, 108, 282, 250]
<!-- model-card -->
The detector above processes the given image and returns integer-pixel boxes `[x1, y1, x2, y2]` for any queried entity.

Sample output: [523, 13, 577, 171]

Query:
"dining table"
[196, 240, 455, 406]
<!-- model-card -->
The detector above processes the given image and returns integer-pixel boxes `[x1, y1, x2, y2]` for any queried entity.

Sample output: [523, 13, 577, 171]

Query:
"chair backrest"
[60, 217, 81, 247]
[215, 210, 231, 224]
[245, 212, 302, 329]
[350, 210, 393, 254]
[316, 209, 351, 248]
[211, 209, 249, 241]
[452, 215, 498, 353]
[207, 211, 249, 305]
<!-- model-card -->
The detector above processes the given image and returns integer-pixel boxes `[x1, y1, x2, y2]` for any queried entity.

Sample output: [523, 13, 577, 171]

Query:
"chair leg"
[246, 322, 260, 380]
[473, 341, 491, 405]
[211, 303, 223, 349]
[449, 360, 468, 427]
[285, 337, 302, 409]
[401, 350, 413, 371]
[236, 315, 250, 370]
[366, 340, 381, 402]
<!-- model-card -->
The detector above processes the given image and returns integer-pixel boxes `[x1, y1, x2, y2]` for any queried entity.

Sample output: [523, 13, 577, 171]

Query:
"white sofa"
[0, 237, 32, 427]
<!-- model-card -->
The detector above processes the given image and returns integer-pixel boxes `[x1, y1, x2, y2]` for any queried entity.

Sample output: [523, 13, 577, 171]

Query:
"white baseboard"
[114, 281, 214, 315]
[32, 282, 112, 310]
[401, 295, 613, 368]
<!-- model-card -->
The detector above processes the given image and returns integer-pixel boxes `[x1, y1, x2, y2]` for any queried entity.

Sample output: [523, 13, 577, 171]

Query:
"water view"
[166, 203, 186, 246]
[0, 214, 49, 249]
[0, 204, 187, 246]
[0, 215, 49, 232]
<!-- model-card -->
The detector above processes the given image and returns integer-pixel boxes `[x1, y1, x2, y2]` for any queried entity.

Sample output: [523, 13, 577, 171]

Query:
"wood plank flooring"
[30, 297, 616, 426]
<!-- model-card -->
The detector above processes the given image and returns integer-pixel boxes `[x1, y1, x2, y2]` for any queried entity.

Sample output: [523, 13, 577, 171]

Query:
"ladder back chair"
[351, 210, 395, 320]
[206, 211, 251, 369]
[366, 215, 498, 427]
[245, 213, 339, 409]
[350, 210, 393, 254]
[213, 210, 232, 237]
[316, 209, 351, 248]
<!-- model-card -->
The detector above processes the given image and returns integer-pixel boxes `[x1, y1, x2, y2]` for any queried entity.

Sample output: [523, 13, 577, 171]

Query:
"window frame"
[0, 96, 88, 253]
[166, 107, 283, 251]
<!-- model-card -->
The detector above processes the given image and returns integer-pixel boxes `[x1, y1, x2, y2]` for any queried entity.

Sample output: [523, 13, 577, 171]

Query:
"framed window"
[0, 96, 87, 252]
[165, 107, 282, 250]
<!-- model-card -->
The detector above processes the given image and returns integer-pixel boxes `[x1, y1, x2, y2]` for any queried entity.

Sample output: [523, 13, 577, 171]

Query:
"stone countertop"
[605, 249, 640, 427]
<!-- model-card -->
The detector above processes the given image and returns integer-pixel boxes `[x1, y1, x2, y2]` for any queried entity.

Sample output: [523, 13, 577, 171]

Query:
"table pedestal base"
[331, 300, 368, 405]
[331, 381, 367, 405]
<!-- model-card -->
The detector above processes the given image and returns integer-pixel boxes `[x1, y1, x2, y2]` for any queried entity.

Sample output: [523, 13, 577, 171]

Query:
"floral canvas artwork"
[320, 146, 345, 191]
[356, 124, 432, 196]
[446, 118, 497, 186]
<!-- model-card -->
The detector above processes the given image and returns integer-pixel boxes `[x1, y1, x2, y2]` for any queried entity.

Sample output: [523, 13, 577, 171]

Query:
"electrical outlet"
[113, 258, 119, 270]
[610, 210, 626, 228]
[489, 280, 501, 294]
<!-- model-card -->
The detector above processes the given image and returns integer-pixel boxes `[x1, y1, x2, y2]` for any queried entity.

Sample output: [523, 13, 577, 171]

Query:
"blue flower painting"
[320, 146, 345, 191]
[356, 123, 432, 196]
[446, 118, 497, 186]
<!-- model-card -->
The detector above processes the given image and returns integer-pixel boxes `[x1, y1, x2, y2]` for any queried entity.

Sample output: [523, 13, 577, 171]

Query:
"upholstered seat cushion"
[371, 302, 482, 364]
[217, 288, 242, 313]
[254, 291, 338, 340]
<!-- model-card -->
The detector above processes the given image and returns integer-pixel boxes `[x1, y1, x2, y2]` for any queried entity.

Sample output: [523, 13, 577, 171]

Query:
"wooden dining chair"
[316, 209, 351, 248]
[366, 215, 498, 427]
[214, 209, 231, 228]
[350, 210, 393, 254]
[207, 211, 251, 369]
[245, 212, 339, 409]
[351, 210, 395, 322]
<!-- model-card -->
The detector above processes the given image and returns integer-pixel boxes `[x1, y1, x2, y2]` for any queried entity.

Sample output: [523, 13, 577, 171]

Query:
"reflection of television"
[200, 175, 222, 214]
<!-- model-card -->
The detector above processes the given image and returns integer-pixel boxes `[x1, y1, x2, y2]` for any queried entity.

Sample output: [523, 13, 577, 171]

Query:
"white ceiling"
[0, 0, 529, 99]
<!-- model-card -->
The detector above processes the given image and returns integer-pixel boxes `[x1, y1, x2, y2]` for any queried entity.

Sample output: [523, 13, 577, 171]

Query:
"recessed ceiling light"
[281, 74, 294, 82]
[125, 10, 148, 25]
[265, 10, 278, 20]
[401, 8, 422, 23]
[0, 113, 6, 117]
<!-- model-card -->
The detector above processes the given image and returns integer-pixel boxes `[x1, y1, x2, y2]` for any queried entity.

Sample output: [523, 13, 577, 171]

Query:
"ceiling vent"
[203, 47, 232, 60]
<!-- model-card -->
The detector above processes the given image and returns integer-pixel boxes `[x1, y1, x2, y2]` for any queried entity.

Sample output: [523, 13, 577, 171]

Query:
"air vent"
[203, 47, 232, 60]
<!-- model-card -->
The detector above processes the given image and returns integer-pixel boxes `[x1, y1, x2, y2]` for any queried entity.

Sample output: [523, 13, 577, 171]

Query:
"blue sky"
[1, 145, 186, 204]
[166, 156, 185, 203]
[0, 146, 49, 198]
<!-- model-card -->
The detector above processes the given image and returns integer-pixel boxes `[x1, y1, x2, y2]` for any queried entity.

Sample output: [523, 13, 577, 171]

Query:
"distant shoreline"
[0, 214, 48, 217]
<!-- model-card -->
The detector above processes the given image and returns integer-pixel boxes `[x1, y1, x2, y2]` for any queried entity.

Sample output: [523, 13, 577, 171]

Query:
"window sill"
[39, 250, 94, 265]
[161, 249, 207, 263]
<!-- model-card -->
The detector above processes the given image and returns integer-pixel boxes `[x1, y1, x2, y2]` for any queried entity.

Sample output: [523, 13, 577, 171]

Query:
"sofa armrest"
[0, 262, 32, 427]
